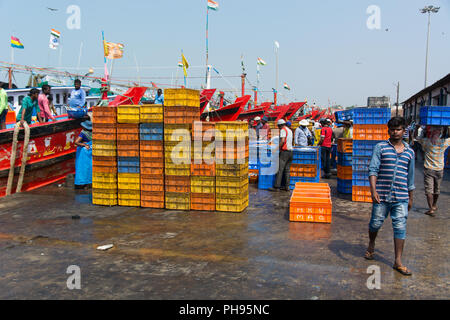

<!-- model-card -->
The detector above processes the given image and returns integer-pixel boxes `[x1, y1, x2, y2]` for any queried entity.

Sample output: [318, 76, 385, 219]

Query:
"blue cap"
[286, 121, 292, 126]
[81, 120, 92, 131]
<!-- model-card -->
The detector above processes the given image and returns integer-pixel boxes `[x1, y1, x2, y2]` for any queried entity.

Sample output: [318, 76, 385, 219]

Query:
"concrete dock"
[0, 165, 448, 300]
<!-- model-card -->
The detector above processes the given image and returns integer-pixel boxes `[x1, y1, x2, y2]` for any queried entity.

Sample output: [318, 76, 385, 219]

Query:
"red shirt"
[321, 126, 333, 148]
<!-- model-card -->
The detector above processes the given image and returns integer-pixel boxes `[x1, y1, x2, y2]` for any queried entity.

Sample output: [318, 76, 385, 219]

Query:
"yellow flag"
[181, 53, 189, 77]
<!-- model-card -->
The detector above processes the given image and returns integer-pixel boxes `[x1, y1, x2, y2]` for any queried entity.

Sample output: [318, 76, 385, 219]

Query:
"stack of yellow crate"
[163, 88, 200, 210]
[92, 106, 118, 206]
[215, 121, 249, 212]
[117, 105, 141, 207]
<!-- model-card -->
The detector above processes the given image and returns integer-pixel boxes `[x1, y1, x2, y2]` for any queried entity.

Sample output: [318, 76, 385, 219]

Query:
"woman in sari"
[74, 121, 93, 189]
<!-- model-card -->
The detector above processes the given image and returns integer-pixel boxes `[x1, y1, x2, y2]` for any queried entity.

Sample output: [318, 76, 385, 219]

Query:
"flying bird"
[385, 28, 389, 32]
[46, 7, 58, 11]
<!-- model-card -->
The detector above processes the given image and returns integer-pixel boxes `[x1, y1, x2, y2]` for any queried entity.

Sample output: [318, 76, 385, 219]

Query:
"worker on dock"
[39, 85, 56, 122]
[154, 89, 164, 105]
[268, 119, 293, 192]
[74, 120, 93, 189]
[366, 117, 415, 276]
[319, 119, 334, 179]
[257, 116, 271, 141]
[16, 88, 42, 126]
[0, 87, 8, 130]
[69, 79, 86, 109]
[416, 126, 450, 217]
[294, 119, 312, 147]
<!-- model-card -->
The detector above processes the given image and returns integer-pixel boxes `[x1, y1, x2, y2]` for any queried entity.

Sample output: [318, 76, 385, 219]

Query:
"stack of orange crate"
[191, 121, 216, 211]
[140, 104, 165, 209]
[92, 106, 118, 206]
[290, 164, 317, 178]
[337, 138, 353, 194]
[290, 182, 332, 223]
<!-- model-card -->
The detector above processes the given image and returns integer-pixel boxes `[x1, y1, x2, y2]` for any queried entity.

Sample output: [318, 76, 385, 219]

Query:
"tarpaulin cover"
[109, 87, 148, 106]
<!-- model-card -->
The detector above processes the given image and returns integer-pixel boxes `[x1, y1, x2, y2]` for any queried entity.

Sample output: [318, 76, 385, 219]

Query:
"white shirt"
[280, 126, 293, 151]
[294, 126, 312, 146]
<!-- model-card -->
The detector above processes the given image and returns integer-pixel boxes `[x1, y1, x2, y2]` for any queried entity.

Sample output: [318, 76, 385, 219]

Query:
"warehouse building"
[403, 73, 450, 123]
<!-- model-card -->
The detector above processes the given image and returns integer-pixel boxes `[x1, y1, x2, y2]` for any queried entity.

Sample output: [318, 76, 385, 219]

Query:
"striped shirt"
[417, 137, 450, 171]
[369, 140, 415, 202]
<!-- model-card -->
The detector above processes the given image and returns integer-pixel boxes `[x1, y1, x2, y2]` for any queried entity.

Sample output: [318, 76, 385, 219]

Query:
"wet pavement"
[0, 163, 448, 300]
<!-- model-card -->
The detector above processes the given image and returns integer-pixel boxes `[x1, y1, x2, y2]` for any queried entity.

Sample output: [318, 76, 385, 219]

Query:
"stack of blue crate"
[289, 146, 321, 190]
[337, 139, 353, 194]
[335, 109, 354, 122]
[257, 143, 277, 190]
[420, 106, 450, 126]
[352, 108, 390, 191]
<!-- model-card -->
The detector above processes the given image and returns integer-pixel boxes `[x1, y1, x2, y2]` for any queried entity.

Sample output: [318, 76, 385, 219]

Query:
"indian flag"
[178, 62, 183, 67]
[257, 58, 266, 66]
[284, 83, 291, 90]
[51, 29, 61, 38]
[49, 29, 61, 50]
[207, 0, 219, 11]
[11, 36, 24, 49]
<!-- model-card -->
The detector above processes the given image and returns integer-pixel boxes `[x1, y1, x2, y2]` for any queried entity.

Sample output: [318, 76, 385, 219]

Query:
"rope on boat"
[6, 122, 30, 196]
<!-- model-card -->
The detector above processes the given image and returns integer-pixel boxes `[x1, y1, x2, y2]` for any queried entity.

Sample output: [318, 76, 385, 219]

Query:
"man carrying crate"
[365, 117, 415, 276]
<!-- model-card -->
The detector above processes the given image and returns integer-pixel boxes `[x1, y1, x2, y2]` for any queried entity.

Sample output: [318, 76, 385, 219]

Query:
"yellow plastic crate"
[140, 105, 163, 123]
[93, 197, 118, 206]
[118, 199, 141, 207]
[117, 105, 140, 124]
[92, 140, 117, 157]
[216, 184, 249, 196]
[165, 163, 191, 176]
[118, 190, 140, 207]
[118, 173, 140, 190]
[216, 200, 249, 213]
[165, 192, 190, 210]
[164, 98, 200, 108]
[164, 124, 191, 142]
[92, 173, 117, 189]
[191, 176, 215, 194]
[216, 192, 249, 205]
[216, 175, 248, 188]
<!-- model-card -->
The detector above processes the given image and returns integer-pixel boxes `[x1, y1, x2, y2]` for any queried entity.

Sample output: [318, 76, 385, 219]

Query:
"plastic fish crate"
[191, 163, 216, 176]
[216, 166, 248, 178]
[190, 193, 216, 211]
[117, 124, 139, 141]
[92, 106, 117, 124]
[216, 183, 248, 196]
[352, 171, 370, 187]
[117, 105, 141, 124]
[93, 123, 117, 141]
[289, 176, 320, 190]
[141, 191, 165, 209]
[117, 140, 140, 158]
[258, 174, 276, 190]
[118, 190, 141, 207]
[93, 156, 117, 174]
[353, 108, 391, 125]
[118, 173, 140, 190]
[420, 106, 450, 126]
[164, 124, 192, 142]
[92, 140, 117, 157]
[140, 123, 164, 141]
[353, 125, 389, 141]
[191, 176, 215, 194]
[289, 212, 332, 224]
[352, 156, 371, 172]
[352, 186, 372, 203]
[290, 164, 318, 178]
[140, 140, 164, 158]
[165, 176, 190, 193]
[335, 109, 354, 122]
[337, 165, 352, 180]
[140, 105, 163, 123]
[293, 147, 319, 164]
[337, 179, 352, 194]
[352, 140, 382, 157]
[140, 157, 164, 175]
[216, 192, 249, 212]
[165, 163, 191, 176]
[93, 196, 118, 207]
[215, 147, 249, 161]
[337, 138, 353, 153]
[141, 175, 165, 192]
[165, 192, 191, 211]
[118, 157, 140, 174]
[337, 152, 352, 166]
[164, 106, 200, 124]
[192, 121, 215, 141]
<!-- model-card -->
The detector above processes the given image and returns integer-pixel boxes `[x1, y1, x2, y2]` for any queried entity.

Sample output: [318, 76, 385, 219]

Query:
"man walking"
[365, 117, 415, 276]
[319, 119, 334, 179]
[268, 119, 293, 192]
[417, 126, 450, 216]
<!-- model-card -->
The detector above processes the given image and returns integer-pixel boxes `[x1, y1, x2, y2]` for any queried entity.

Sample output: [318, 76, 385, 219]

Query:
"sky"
[0, 0, 449, 107]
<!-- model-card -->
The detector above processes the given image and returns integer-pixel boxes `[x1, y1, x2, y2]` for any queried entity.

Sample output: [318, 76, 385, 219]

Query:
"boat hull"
[201, 95, 251, 122]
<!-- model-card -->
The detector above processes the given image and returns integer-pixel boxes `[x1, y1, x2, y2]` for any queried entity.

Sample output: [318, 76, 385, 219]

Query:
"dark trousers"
[275, 150, 293, 189]
[321, 146, 331, 177]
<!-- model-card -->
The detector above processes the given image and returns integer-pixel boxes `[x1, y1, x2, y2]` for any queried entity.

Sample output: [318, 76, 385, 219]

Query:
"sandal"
[393, 265, 412, 276]
[424, 210, 435, 217]
[364, 250, 375, 260]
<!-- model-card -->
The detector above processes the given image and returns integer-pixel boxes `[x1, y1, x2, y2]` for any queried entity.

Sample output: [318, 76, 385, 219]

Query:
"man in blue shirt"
[154, 89, 164, 104]
[294, 119, 312, 146]
[365, 117, 415, 276]
[69, 79, 86, 109]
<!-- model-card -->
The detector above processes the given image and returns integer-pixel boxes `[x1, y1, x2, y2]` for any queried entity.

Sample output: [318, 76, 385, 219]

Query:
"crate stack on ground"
[351, 107, 390, 203]
[215, 122, 249, 212]
[164, 88, 200, 211]
[337, 138, 353, 194]
[140, 103, 165, 208]
[289, 146, 321, 190]
[257, 143, 276, 190]
[191, 121, 216, 211]
[117, 105, 141, 207]
[92, 106, 118, 206]
[290, 182, 332, 223]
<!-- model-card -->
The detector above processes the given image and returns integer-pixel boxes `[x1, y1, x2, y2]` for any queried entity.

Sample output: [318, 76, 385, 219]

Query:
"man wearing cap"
[258, 116, 271, 141]
[269, 119, 293, 192]
[295, 119, 312, 147]
[319, 119, 334, 179]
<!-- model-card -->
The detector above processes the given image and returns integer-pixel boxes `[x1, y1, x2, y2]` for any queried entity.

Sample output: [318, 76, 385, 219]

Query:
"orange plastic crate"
[215, 146, 249, 160]
[93, 123, 117, 141]
[249, 169, 259, 184]
[140, 157, 164, 175]
[164, 106, 200, 124]
[290, 212, 332, 224]
[117, 124, 139, 141]
[117, 140, 140, 157]
[141, 175, 165, 192]
[353, 125, 389, 141]
[141, 191, 165, 208]
[290, 164, 317, 177]
[191, 163, 215, 176]
[190, 193, 216, 211]
[337, 165, 353, 180]
[92, 106, 117, 124]
[193, 121, 216, 141]
[165, 176, 190, 193]
[93, 156, 117, 173]
[140, 140, 164, 158]
[337, 138, 353, 153]
[352, 186, 373, 203]
[294, 182, 330, 191]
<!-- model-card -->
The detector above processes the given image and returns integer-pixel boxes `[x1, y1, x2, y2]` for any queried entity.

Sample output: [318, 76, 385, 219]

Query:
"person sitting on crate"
[74, 120, 93, 190]
[154, 88, 164, 105]
[268, 119, 293, 192]
[294, 119, 312, 147]
[416, 126, 450, 217]
[365, 117, 415, 276]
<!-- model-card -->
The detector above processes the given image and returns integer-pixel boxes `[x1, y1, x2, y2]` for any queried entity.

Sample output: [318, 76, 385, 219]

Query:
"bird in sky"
[46, 7, 58, 11]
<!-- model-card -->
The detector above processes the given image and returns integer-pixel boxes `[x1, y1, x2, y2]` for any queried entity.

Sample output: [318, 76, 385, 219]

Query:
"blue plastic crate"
[289, 175, 321, 190]
[352, 156, 371, 172]
[118, 157, 140, 168]
[337, 152, 352, 166]
[352, 140, 382, 157]
[293, 147, 319, 160]
[258, 174, 276, 190]
[352, 171, 370, 187]
[420, 106, 450, 126]
[140, 123, 164, 141]
[353, 108, 391, 125]
[335, 109, 354, 122]
[118, 166, 140, 174]
[337, 178, 352, 194]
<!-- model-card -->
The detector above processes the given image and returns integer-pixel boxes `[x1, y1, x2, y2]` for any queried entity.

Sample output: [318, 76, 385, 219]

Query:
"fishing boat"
[201, 94, 252, 122]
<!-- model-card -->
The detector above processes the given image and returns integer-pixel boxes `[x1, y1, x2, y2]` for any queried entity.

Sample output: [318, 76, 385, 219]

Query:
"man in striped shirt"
[365, 117, 415, 276]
